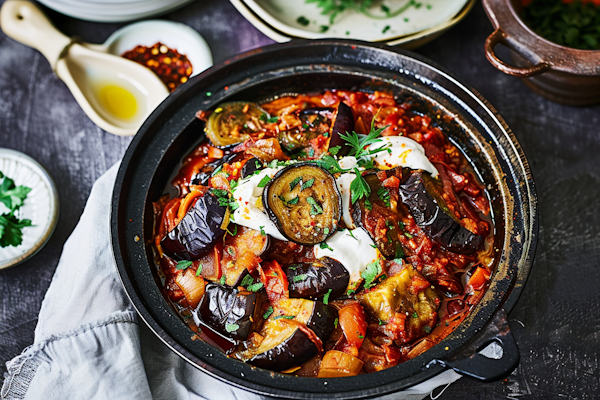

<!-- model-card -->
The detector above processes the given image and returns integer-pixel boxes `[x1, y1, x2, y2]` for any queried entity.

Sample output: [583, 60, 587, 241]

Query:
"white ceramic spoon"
[0, 0, 170, 136]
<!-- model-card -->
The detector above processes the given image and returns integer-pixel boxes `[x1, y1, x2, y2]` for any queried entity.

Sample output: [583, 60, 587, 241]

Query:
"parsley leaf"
[287, 196, 299, 205]
[301, 178, 315, 191]
[263, 306, 274, 319]
[196, 264, 203, 276]
[293, 274, 308, 282]
[323, 289, 332, 305]
[176, 260, 193, 270]
[306, 197, 323, 215]
[225, 323, 239, 333]
[319, 242, 333, 251]
[257, 175, 271, 188]
[267, 116, 279, 123]
[361, 259, 382, 289]
[289, 176, 302, 191]
[247, 282, 264, 292]
[240, 274, 254, 288]
[220, 275, 226, 285]
[273, 315, 295, 320]
[259, 226, 266, 236]
[377, 187, 391, 207]
[350, 168, 371, 204]
[334, 317, 339, 328]
[0, 213, 32, 248]
[0, 175, 31, 211]
[329, 146, 341, 155]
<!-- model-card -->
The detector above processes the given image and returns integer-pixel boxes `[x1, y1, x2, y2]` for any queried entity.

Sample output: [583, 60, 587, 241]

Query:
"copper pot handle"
[485, 28, 551, 77]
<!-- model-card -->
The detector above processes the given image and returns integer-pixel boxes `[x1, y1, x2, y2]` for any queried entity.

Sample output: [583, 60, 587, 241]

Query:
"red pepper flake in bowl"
[122, 42, 193, 92]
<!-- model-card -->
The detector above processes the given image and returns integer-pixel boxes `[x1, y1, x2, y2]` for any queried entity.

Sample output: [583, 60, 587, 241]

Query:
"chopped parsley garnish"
[323, 227, 329, 235]
[405, 232, 413, 239]
[293, 274, 308, 282]
[398, 221, 405, 230]
[334, 318, 339, 328]
[240, 274, 254, 288]
[259, 226, 266, 236]
[273, 315, 295, 320]
[350, 168, 371, 204]
[263, 306, 274, 319]
[225, 323, 239, 333]
[320, 242, 334, 251]
[257, 175, 271, 188]
[377, 187, 391, 207]
[413, 312, 419, 318]
[309, 0, 418, 24]
[247, 282, 264, 292]
[220, 275, 226, 285]
[358, 334, 364, 339]
[287, 196, 300, 205]
[323, 289, 332, 305]
[394, 244, 405, 260]
[378, 319, 386, 325]
[382, 25, 390, 33]
[361, 259, 382, 289]
[301, 178, 315, 191]
[176, 260, 193, 270]
[297, 15, 310, 26]
[227, 246, 235, 256]
[364, 198, 373, 210]
[329, 146, 341, 155]
[289, 176, 302, 191]
[267, 116, 279, 123]
[196, 264, 203, 276]
[306, 197, 323, 215]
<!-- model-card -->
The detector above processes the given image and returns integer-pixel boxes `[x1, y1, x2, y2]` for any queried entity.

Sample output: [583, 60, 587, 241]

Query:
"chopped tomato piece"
[468, 266, 491, 291]
[338, 302, 368, 357]
[258, 260, 289, 303]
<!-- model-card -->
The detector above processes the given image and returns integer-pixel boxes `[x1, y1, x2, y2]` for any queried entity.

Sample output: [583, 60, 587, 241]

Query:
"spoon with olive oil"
[0, 0, 169, 136]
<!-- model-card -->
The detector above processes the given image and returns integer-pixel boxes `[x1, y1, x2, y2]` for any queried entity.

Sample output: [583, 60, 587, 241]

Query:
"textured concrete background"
[1, 0, 599, 398]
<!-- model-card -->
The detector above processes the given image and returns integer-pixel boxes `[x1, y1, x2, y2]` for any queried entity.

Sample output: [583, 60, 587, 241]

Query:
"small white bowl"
[0, 149, 59, 270]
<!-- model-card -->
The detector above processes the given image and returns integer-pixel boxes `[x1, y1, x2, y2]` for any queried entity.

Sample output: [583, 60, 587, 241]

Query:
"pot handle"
[485, 28, 551, 77]
[439, 308, 519, 382]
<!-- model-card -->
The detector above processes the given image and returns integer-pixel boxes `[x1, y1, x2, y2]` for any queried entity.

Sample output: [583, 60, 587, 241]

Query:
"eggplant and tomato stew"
[152, 91, 496, 376]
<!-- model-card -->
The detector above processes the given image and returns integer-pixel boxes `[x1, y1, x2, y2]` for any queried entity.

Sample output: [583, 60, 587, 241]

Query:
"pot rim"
[483, 0, 600, 76]
[111, 39, 538, 399]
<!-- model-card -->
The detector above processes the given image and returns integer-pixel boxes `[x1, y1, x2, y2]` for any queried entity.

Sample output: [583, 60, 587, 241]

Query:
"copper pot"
[483, 0, 600, 106]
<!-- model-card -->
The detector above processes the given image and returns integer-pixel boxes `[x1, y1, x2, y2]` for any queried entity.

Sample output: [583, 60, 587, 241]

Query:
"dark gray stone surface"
[1, 0, 598, 398]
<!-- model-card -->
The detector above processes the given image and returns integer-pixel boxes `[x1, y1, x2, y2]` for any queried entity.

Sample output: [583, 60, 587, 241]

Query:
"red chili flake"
[121, 42, 193, 92]
[224, 86, 229, 90]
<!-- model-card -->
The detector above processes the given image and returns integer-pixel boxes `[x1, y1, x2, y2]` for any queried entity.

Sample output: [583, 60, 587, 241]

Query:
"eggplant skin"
[161, 193, 227, 260]
[328, 102, 355, 156]
[191, 152, 239, 186]
[245, 301, 337, 371]
[286, 258, 349, 301]
[399, 170, 483, 255]
[198, 283, 257, 341]
[240, 157, 263, 178]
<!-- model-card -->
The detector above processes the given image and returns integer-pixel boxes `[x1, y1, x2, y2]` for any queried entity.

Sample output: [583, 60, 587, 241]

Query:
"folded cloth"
[2, 163, 461, 400]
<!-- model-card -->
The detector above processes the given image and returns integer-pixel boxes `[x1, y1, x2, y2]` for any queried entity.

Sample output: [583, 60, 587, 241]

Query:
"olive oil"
[98, 85, 137, 120]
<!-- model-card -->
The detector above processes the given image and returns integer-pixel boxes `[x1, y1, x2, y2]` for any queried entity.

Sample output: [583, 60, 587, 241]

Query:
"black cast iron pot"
[111, 40, 538, 399]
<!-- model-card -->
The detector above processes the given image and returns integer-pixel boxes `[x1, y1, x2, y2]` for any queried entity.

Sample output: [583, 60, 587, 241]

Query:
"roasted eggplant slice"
[221, 226, 270, 286]
[263, 163, 341, 245]
[286, 257, 349, 301]
[240, 157, 263, 178]
[206, 102, 268, 148]
[161, 193, 227, 260]
[399, 170, 484, 255]
[235, 298, 337, 371]
[328, 102, 355, 156]
[191, 152, 240, 186]
[198, 283, 257, 341]
[357, 266, 440, 344]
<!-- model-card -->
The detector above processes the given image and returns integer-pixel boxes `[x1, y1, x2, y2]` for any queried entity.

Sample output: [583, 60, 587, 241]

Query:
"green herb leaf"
[413, 312, 419, 318]
[287, 196, 299, 205]
[225, 323, 239, 333]
[247, 282, 265, 292]
[334, 317, 339, 328]
[257, 175, 271, 188]
[306, 197, 323, 215]
[240, 274, 254, 288]
[0, 213, 32, 248]
[361, 259, 382, 289]
[329, 146, 341, 155]
[350, 168, 371, 204]
[319, 242, 333, 251]
[273, 315, 295, 320]
[301, 178, 315, 191]
[377, 187, 391, 207]
[176, 260, 193, 270]
[196, 264, 203, 276]
[267, 116, 279, 123]
[293, 274, 308, 282]
[0, 175, 31, 211]
[323, 289, 332, 305]
[259, 226, 266, 236]
[263, 306, 274, 319]
[323, 227, 330, 235]
[220, 275, 226, 285]
[289, 176, 302, 191]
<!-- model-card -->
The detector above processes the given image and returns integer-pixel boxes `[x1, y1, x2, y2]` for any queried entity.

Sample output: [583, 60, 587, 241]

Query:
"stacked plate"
[37, 0, 196, 22]
[230, 0, 475, 48]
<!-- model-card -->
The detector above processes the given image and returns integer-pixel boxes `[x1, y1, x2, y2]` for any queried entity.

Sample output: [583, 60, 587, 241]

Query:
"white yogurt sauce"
[314, 228, 379, 282]
[231, 167, 287, 241]
[367, 136, 438, 177]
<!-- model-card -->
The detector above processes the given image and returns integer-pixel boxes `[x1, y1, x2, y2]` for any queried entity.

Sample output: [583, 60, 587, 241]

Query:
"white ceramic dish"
[88, 20, 212, 78]
[0, 149, 59, 270]
[242, 0, 469, 41]
[36, 0, 195, 22]
[229, 0, 476, 49]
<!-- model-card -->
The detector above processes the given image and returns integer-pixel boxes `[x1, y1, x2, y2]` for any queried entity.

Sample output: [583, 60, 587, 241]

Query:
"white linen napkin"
[1, 163, 461, 400]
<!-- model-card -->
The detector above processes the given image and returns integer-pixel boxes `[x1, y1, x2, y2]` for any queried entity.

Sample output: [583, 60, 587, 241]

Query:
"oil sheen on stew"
[152, 90, 496, 377]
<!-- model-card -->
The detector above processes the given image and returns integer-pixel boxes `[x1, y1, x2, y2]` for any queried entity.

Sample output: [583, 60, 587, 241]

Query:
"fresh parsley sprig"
[0, 171, 32, 248]
[306, 0, 419, 24]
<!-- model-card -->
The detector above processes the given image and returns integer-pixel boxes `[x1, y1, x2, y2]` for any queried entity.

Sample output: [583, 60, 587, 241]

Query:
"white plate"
[37, 0, 196, 22]
[0, 149, 59, 270]
[242, 0, 469, 41]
